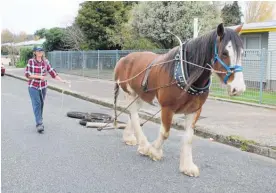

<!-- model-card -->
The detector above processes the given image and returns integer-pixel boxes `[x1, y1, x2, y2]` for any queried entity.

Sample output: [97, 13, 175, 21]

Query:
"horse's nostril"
[232, 88, 237, 93]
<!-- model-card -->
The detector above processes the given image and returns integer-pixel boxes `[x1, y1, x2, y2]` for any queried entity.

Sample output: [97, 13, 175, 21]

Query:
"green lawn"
[210, 76, 276, 106]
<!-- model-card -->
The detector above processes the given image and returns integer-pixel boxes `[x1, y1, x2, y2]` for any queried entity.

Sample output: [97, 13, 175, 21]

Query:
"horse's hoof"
[179, 163, 200, 177]
[123, 135, 137, 146]
[137, 143, 150, 155]
[148, 145, 163, 161]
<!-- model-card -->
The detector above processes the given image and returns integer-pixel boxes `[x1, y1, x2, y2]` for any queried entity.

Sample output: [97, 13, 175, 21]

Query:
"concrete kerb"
[208, 96, 276, 111]
[6, 72, 276, 160]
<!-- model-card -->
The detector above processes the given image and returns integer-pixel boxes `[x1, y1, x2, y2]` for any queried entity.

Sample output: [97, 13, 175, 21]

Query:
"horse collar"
[174, 42, 211, 96]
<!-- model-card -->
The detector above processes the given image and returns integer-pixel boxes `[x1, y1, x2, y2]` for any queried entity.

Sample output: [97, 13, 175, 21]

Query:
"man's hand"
[55, 75, 69, 84]
[39, 76, 45, 81]
[27, 75, 45, 80]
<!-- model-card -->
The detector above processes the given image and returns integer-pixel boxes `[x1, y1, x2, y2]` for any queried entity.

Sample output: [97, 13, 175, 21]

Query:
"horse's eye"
[222, 52, 228, 57]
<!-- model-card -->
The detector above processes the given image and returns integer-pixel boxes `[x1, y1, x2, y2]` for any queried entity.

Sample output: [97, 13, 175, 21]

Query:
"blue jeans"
[28, 87, 47, 126]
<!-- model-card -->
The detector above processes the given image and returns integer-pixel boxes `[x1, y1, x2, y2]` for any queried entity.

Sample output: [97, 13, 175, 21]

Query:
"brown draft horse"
[113, 23, 246, 177]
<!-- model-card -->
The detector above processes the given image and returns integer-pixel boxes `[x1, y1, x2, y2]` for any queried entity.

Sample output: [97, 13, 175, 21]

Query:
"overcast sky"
[1, 0, 246, 35]
[1, 0, 84, 34]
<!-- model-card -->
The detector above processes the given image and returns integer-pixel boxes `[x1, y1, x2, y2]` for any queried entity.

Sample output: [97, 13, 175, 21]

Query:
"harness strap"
[141, 57, 158, 92]
[174, 42, 211, 95]
[213, 40, 243, 84]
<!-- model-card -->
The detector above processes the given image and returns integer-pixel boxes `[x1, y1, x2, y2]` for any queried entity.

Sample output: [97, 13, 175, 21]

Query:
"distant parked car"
[1, 64, 5, 76]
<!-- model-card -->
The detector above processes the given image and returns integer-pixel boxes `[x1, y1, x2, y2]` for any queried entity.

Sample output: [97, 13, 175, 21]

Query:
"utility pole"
[193, 18, 199, 38]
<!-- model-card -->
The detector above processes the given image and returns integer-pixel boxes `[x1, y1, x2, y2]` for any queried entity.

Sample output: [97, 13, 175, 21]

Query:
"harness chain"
[97, 95, 140, 131]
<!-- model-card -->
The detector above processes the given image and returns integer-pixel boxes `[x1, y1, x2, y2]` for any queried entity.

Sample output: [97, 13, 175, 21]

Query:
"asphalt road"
[2, 76, 276, 193]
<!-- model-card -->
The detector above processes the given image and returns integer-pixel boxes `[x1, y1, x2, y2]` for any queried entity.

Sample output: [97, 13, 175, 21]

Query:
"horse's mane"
[160, 27, 243, 89]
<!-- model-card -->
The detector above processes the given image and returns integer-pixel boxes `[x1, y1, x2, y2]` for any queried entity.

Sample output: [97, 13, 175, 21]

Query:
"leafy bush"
[1, 46, 9, 55]
[16, 47, 33, 68]
[16, 60, 27, 68]
[1, 45, 19, 55]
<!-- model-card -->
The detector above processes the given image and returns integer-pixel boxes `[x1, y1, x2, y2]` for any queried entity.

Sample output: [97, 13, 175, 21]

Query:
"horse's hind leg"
[179, 112, 199, 177]
[125, 93, 150, 155]
[123, 116, 137, 146]
[147, 107, 174, 161]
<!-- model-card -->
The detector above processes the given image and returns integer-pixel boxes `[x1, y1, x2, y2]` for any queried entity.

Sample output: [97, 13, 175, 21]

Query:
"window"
[242, 35, 261, 49]
[246, 36, 261, 49]
[242, 34, 261, 58]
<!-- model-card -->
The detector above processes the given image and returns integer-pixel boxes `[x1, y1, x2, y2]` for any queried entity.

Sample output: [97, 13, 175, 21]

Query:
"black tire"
[82, 117, 110, 123]
[88, 113, 112, 120]
[79, 119, 87, 126]
[67, 111, 113, 120]
[67, 111, 89, 119]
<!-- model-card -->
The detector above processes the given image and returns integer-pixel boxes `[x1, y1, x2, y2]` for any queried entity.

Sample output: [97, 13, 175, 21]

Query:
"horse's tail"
[113, 81, 120, 128]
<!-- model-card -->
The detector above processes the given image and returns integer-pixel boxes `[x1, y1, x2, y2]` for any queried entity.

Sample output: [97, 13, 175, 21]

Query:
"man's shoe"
[36, 124, 44, 133]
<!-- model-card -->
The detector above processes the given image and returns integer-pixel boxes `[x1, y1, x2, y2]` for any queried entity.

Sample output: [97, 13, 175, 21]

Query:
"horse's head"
[212, 23, 246, 96]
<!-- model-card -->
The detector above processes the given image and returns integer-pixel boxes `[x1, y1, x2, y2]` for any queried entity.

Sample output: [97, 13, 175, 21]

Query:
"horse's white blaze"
[179, 113, 199, 177]
[226, 41, 246, 95]
[226, 41, 237, 65]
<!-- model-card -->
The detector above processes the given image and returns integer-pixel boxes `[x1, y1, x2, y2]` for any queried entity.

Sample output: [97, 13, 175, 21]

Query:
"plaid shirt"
[25, 58, 58, 90]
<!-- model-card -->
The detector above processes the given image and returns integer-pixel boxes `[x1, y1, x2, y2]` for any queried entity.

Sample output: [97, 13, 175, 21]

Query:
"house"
[1, 38, 46, 66]
[1, 38, 46, 48]
[228, 20, 276, 91]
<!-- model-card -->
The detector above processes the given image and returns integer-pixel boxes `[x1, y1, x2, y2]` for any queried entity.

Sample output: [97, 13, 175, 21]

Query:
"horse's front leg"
[179, 112, 200, 177]
[192, 107, 202, 128]
[147, 107, 174, 161]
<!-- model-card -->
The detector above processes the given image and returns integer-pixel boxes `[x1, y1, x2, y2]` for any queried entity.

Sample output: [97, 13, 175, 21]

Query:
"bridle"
[213, 39, 243, 84]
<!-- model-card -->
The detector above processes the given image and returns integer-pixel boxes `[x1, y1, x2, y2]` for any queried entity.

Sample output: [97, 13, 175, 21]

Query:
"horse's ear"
[235, 23, 243, 34]
[217, 23, 224, 38]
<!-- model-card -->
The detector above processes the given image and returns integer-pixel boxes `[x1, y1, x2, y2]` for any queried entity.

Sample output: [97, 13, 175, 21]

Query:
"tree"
[15, 31, 28, 42]
[1, 29, 14, 43]
[26, 34, 35, 41]
[130, 1, 221, 49]
[221, 1, 242, 26]
[245, 1, 276, 23]
[62, 23, 88, 50]
[109, 21, 160, 50]
[75, 1, 130, 50]
[43, 27, 69, 52]
[1, 29, 18, 66]
[34, 28, 47, 39]
[2, 29, 34, 43]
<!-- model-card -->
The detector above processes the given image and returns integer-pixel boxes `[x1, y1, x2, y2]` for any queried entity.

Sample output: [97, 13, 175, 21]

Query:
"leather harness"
[141, 43, 211, 95]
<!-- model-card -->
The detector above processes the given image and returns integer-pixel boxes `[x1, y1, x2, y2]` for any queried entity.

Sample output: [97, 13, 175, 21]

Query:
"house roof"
[227, 20, 276, 33]
[1, 38, 46, 47]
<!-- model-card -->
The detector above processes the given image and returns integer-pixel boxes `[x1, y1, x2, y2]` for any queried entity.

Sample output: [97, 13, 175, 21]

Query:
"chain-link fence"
[47, 49, 276, 106]
[47, 49, 168, 80]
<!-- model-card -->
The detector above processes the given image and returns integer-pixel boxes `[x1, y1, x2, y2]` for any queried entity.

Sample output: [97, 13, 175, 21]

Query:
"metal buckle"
[179, 76, 184, 83]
